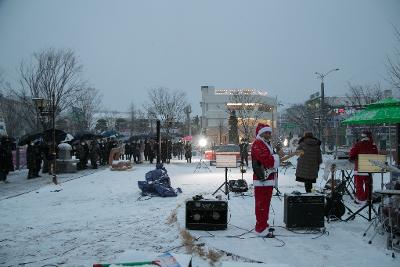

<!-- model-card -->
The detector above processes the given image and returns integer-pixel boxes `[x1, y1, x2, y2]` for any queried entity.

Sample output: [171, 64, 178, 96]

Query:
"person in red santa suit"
[251, 123, 280, 235]
[349, 131, 378, 203]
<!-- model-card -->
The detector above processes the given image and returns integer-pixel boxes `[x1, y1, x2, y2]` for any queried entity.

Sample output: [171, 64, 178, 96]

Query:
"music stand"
[345, 154, 386, 222]
[193, 157, 211, 173]
[193, 138, 211, 173]
[341, 169, 356, 200]
[212, 154, 237, 200]
[273, 171, 282, 199]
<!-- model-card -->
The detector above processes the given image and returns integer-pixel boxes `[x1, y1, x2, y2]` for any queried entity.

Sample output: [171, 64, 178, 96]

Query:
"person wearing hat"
[349, 131, 378, 203]
[239, 138, 249, 167]
[295, 132, 322, 193]
[251, 123, 280, 235]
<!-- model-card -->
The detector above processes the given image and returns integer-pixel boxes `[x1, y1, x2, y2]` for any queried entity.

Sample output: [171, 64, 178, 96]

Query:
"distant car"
[205, 144, 242, 165]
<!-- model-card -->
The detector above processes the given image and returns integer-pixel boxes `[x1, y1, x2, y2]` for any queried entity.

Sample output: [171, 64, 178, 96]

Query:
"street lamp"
[32, 94, 58, 185]
[199, 138, 207, 148]
[50, 91, 57, 185]
[314, 68, 340, 153]
[32, 97, 49, 131]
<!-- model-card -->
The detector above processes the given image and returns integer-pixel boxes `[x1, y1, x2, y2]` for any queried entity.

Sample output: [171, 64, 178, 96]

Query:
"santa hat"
[256, 123, 272, 137]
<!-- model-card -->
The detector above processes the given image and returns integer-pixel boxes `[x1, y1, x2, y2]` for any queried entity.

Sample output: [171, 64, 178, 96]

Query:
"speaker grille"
[186, 200, 228, 230]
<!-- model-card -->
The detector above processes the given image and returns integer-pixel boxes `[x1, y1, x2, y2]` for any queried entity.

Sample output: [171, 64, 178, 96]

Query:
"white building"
[200, 86, 277, 144]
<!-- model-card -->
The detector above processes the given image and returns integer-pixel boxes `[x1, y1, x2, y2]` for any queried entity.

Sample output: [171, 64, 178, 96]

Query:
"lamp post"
[50, 91, 57, 185]
[183, 105, 192, 136]
[32, 97, 49, 131]
[32, 95, 58, 185]
[314, 68, 340, 153]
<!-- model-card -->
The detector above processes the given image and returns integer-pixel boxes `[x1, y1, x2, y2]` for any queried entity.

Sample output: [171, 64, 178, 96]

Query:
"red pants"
[354, 175, 371, 202]
[254, 186, 273, 233]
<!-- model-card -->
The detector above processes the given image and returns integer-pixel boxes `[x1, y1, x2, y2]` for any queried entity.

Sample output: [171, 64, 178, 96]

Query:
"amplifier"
[186, 200, 228, 231]
[284, 193, 325, 229]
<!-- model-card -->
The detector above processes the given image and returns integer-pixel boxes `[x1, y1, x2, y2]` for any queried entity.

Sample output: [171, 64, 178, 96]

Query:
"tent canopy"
[342, 97, 400, 125]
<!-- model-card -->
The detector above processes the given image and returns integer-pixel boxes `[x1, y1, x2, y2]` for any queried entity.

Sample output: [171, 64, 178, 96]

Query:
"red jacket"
[349, 139, 378, 173]
[251, 138, 279, 181]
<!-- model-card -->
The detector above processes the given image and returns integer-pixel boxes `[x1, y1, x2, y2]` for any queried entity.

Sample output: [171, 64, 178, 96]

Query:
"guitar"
[324, 164, 345, 220]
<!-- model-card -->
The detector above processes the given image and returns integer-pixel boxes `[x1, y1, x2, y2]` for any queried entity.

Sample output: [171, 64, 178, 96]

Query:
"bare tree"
[228, 90, 271, 141]
[0, 73, 35, 136]
[283, 104, 319, 135]
[16, 48, 86, 130]
[1, 95, 33, 137]
[387, 25, 400, 90]
[146, 87, 187, 136]
[345, 82, 384, 108]
[69, 87, 102, 132]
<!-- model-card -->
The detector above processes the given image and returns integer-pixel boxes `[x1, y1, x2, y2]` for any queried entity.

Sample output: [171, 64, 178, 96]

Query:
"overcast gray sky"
[0, 0, 399, 115]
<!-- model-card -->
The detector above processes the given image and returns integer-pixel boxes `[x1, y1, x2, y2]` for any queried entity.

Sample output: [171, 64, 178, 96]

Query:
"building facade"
[200, 86, 277, 145]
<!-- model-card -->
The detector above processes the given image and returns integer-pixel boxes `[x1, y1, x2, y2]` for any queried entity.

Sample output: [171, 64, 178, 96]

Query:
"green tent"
[341, 97, 400, 166]
[342, 97, 400, 125]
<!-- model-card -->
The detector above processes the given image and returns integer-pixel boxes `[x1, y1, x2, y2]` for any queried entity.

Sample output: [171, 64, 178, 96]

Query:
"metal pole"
[271, 107, 274, 131]
[320, 81, 325, 154]
[186, 111, 190, 136]
[219, 121, 222, 145]
[335, 119, 338, 157]
[36, 111, 40, 132]
[397, 123, 400, 167]
[52, 92, 58, 185]
[315, 68, 339, 154]
[16, 144, 20, 170]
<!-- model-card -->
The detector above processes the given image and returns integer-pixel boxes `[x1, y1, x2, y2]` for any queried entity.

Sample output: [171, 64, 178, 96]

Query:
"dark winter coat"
[239, 142, 249, 157]
[0, 144, 9, 173]
[26, 144, 37, 170]
[295, 137, 322, 181]
[0, 139, 14, 180]
[184, 144, 192, 159]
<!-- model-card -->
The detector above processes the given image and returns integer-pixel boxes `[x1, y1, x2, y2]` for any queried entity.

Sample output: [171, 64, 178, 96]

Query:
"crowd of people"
[4, 137, 194, 182]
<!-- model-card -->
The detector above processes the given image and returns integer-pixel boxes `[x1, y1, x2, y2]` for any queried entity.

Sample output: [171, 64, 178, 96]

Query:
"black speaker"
[186, 200, 228, 230]
[284, 193, 325, 228]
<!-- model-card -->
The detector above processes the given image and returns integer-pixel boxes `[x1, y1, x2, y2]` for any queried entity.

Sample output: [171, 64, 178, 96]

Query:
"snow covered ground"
[0, 156, 399, 267]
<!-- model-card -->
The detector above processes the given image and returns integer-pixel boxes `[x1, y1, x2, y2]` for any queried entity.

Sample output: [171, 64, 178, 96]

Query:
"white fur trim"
[253, 178, 277, 187]
[257, 126, 272, 136]
[273, 154, 280, 168]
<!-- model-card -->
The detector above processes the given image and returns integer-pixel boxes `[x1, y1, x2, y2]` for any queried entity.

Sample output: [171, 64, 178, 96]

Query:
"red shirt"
[349, 139, 378, 172]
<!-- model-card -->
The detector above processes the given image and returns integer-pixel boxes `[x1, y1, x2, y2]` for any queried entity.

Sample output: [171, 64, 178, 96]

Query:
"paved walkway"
[0, 167, 108, 201]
